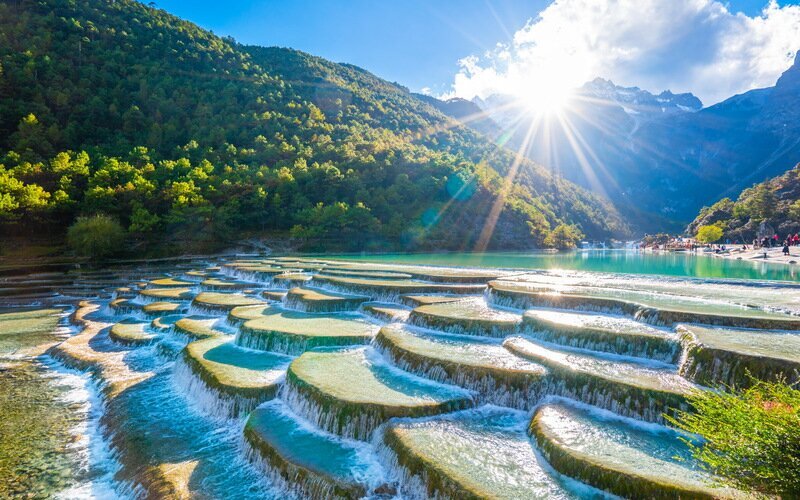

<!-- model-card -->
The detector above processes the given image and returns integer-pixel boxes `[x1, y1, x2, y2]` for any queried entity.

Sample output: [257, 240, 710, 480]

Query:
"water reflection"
[328, 250, 800, 281]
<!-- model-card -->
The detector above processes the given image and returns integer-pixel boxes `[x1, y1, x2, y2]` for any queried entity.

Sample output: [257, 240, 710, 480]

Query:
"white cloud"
[447, 0, 800, 105]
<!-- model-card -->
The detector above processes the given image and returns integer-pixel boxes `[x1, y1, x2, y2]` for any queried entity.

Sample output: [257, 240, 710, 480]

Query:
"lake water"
[326, 250, 800, 282]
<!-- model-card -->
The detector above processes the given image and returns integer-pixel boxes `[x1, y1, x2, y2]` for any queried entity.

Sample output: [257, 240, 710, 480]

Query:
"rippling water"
[327, 250, 800, 281]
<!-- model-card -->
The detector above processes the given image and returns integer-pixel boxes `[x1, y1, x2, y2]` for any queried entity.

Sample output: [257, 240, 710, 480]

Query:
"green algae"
[318, 269, 412, 280]
[489, 281, 640, 314]
[0, 361, 85, 498]
[243, 401, 373, 499]
[508, 271, 800, 314]
[150, 315, 179, 332]
[362, 302, 411, 322]
[149, 277, 196, 287]
[0, 308, 84, 498]
[489, 280, 800, 330]
[0, 308, 62, 354]
[319, 261, 504, 283]
[201, 278, 255, 291]
[191, 292, 264, 311]
[285, 287, 370, 312]
[142, 301, 184, 315]
[530, 402, 745, 499]
[237, 309, 376, 354]
[6, 256, 798, 497]
[399, 294, 467, 307]
[261, 290, 288, 302]
[400, 269, 503, 284]
[223, 264, 288, 279]
[523, 309, 680, 363]
[182, 337, 289, 404]
[109, 298, 140, 314]
[173, 316, 225, 339]
[409, 297, 522, 337]
[504, 336, 698, 423]
[184, 270, 209, 279]
[285, 347, 474, 440]
[140, 287, 195, 301]
[273, 273, 313, 286]
[114, 287, 137, 298]
[313, 275, 486, 298]
[110, 319, 157, 346]
[227, 304, 273, 324]
[678, 324, 800, 387]
[376, 325, 546, 407]
[383, 407, 584, 499]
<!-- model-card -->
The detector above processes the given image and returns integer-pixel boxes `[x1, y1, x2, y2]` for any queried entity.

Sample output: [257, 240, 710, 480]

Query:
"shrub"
[667, 379, 800, 496]
[67, 214, 126, 258]
[695, 224, 723, 244]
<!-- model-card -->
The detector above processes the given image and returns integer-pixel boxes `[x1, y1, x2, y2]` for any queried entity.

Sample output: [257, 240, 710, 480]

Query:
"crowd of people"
[754, 234, 800, 256]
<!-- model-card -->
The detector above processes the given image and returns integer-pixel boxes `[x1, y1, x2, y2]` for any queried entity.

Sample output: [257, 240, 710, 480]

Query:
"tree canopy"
[0, 0, 629, 253]
[687, 164, 800, 242]
[695, 225, 723, 244]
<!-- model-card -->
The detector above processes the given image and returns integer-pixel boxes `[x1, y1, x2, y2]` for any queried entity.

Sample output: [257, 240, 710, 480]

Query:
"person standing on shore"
[784, 241, 791, 256]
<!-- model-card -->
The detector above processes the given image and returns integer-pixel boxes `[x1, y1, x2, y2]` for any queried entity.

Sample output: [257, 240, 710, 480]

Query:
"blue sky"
[157, 0, 800, 104]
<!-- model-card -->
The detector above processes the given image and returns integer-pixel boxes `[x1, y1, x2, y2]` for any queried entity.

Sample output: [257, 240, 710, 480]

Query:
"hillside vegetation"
[687, 164, 800, 241]
[0, 0, 628, 255]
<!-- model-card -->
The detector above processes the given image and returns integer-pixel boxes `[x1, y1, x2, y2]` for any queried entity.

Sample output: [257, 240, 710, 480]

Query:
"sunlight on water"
[2, 255, 789, 498]
[328, 250, 800, 281]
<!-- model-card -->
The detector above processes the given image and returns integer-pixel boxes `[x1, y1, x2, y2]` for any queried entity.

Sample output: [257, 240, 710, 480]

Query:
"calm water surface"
[326, 250, 800, 282]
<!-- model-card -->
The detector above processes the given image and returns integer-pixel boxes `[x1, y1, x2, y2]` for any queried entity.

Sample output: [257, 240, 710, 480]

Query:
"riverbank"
[708, 246, 800, 265]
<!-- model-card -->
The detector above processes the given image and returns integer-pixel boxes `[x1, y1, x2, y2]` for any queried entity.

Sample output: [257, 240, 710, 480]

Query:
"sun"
[517, 79, 575, 115]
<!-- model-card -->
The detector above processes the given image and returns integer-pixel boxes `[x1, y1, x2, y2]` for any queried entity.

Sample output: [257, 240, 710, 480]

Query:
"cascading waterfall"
[5, 256, 798, 498]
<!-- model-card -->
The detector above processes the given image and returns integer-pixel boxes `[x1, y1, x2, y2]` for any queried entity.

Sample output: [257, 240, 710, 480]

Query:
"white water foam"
[42, 356, 125, 500]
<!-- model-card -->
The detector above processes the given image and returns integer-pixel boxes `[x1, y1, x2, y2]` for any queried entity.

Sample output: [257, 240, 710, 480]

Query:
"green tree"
[543, 223, 583, 250]
[696, 224, 723, 244]
[667, 380, 800, 497]
[291, 201, 381, 250]
[789, 200, 800, 221]
[67, 214, 126, 258]
[128, 205, 160, 233]
[0, 0, 629, 252]
[11, 114, 53, 159]
[733, 184, 776, 222]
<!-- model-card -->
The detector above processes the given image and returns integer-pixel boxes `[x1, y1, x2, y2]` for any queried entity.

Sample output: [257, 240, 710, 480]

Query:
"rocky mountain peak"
[578, 79, 702, 114]
[774, 51, 800, 94]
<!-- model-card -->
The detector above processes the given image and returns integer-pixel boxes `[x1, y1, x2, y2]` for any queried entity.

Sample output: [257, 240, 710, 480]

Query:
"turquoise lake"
[326, 250, 800, 282]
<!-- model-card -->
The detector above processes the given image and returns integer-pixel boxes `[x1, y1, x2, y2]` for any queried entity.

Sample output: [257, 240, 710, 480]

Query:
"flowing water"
[1, 252, 797, 498]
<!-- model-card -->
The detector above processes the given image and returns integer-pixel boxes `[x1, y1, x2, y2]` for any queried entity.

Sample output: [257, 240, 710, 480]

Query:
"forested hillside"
[687, 164, 800, 241]
[0, 0, 628, 255]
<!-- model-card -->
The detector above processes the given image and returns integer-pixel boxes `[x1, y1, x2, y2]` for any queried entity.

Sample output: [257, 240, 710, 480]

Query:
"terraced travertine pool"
[1, 255, 798, 498]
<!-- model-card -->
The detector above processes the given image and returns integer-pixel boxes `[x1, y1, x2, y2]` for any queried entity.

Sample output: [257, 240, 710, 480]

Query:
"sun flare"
[516, 81, 575, 115]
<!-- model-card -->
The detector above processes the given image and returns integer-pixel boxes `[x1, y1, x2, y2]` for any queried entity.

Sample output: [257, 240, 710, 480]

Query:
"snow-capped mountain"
[578, 78, 702, 118]
[423, 56, 800, 230]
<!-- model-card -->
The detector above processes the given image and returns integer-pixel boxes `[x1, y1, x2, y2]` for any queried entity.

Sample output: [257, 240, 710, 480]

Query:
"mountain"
[627, 52, 800, 223]
[686, 163, 800, 242]
[447, 80, 703, 231]
[412, 93, 500, 139]
[468, 80, 701, 150]
[0, 0, 629, 255]
[580, 78, 702, 117]
[434, 57, 800, 232]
